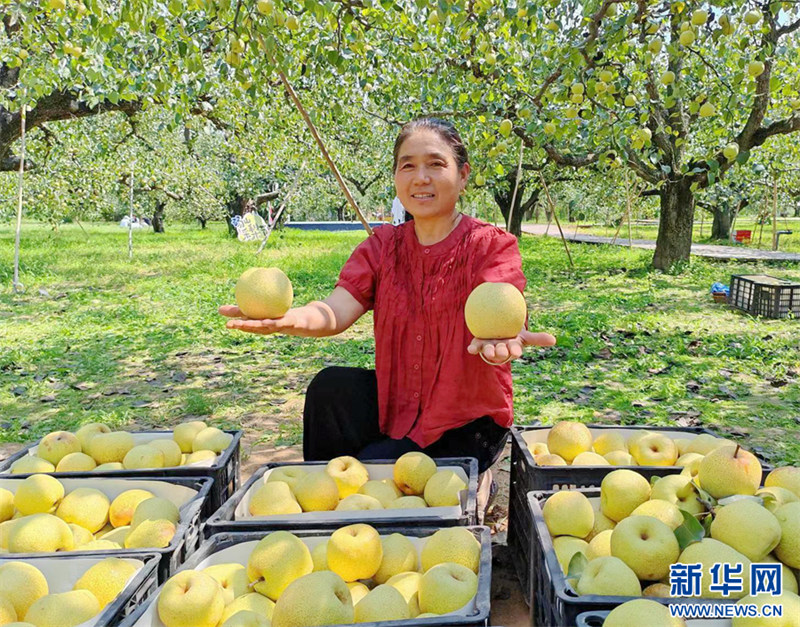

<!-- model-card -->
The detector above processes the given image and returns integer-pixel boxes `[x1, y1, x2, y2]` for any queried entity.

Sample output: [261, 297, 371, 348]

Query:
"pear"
[585, 530, 612, 561]
[686, 434, 729, 455]
[13, 474, 65, 515]
[765, 466, 800, 499]
[600, 469, 651, 521]
[124, 519, 176, 548]
[266, 466, 307, 493]
[604, 599, 685, 627]
[592, 431, 627, 456]
[93, 462, 125, 471]
[325, 456, 369, 498]
[386, 571, 422, 617]
[731, 592, 800, 626]
[69, 523, 94, 546]
[130, 497, 179, 528]
[157, 570, 225, 627]
[172, 421, 207, 453]
[586, 500, 616, 540]
[148, 439, 183, 467]
[192, 427, 233, 453]
[109, 489, 155, 527]
[55, 452, 97, 472]
[650, 474, 704, 514]
[246, 530, 313, 600]
[571, 452, 610, 466]
[676, 538, 751, 599]
[373, 533, 418, 584]
[643, 583, 672, 598]
[761, 554, 799, 595]
[355, 584, 410, 622]
[335, 494, 383, 511]
[270, 571, 353, 627]
[87, 431, 135, 464]
[630, 433, 678, 466]
[221, 611, 270, 627]
[202, 563, 249, 604]
[75, 422, 111, 452]
[710, 499, 781, 561]
[100, 525, 130, 544]
[610, 515, 680, 580]
[698, 445, 762, 498]
[423, 470, 467, 507]
[327, 523, 383, 582]
[311, 542, 328, 571]
[77, 539, 122, 550]
[292, 472, 339, 512]
[631, 499, 684, 530]
[0, 520, 15, 549]
[773, 502, 800, 568]
[388, 496, 427, 509]
[249, 481, 302, 516]
[543, 490, 594, 537]
[554, 536, 590, 571]
[527, 442, 549, 457]
[218, 592, 275, 624]
[184, 450, 217, 465]
[0, 489, 13, 522]
[7, 513, 74, 553]
[123, 444, 165, 469]
[38, 431, 81, 466]
[347, 582, 370, 605]
[56, 487, 110, 533]
[393, 452, 437, 496]
[0, 561, 48, 617]
[757, 486, 800, 512]
[25, 590, 100, 627]
[421, 527, 480, 573]
[547, 421, 592, 463]
[73, 557, 137, 608]
[604, 450, 636, 466]
[418, 562, 478, 615]
[576, 556, 642, 596]
[0, 596, 15, 623]
[536, 453, 568, 466]
[358, 480, 402, 508]
[9, 456, 55, 475]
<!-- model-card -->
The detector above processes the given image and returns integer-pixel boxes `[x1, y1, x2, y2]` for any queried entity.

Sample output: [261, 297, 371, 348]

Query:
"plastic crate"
[528, 490, 735, 627]
[119, 526, 492, 627]
[0, 430, 242, 515]
[729, 274, 800, 319]
[575, 611, 606, 627]
[0, 475, 212, 583]
[507, 424, 770, 607]
[205, 457, 479, 536]
[0, 552, 160, 627]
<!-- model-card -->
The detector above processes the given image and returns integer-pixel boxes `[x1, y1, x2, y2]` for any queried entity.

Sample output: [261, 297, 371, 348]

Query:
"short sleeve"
[473, 230, 526, 294]
[335, 231, 385, 310]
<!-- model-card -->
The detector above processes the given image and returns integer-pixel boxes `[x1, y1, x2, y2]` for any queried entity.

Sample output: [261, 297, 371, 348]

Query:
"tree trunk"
[226, 195, 248, 237]
[152, 201, 165, 233]
[710, 206, 734, 240]
[653, 178, 695, 270]
[196, 216, 207, 229]
[336, 201, 346, 221]
[492, 172, 540, 237]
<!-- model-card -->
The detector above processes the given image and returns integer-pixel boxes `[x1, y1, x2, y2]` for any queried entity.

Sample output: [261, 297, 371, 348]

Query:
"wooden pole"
[12, 99, 26, 294]
[538, 172, 575, 270]
[507, 139, 524, 234]
[257, 36, 372, 236]
[128, 161, 135, 260]
[772, 179, 778, 251]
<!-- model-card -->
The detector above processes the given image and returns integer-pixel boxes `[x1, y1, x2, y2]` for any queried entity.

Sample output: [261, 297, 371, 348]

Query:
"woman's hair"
[392, 118, 469, 172]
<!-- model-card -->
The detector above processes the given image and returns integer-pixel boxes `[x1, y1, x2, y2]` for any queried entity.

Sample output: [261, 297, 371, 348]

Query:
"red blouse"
[335, 215, 526, 448]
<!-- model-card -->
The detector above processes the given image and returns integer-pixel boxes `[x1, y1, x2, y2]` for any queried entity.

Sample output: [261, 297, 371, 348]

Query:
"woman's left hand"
[467, 330, 557, 365]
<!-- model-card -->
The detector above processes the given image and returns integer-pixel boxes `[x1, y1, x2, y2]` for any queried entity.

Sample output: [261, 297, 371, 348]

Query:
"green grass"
[2, 221, 799, 464]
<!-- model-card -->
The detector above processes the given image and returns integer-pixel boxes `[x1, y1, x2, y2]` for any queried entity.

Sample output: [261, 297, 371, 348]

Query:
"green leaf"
[717, 494, 763, 506]
[566, 551, 588, 585]
[674, 509, 705, 551]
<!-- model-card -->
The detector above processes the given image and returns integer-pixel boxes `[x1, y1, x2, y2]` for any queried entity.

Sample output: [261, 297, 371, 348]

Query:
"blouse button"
[416, 335, 422, 341]
[413, 364, 420, 370]
[413, 392, 420, 398]
[424, 248, 430, 254]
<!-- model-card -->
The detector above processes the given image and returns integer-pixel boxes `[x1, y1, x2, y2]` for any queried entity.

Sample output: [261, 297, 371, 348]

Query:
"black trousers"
[303, 367, 509, 473]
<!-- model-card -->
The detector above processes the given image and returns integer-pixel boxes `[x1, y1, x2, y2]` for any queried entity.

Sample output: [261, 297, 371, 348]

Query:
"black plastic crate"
[528, 490, 734, 627]
[507, 424, 770, 607]
[0, 552, 161, 627]
[0, 429, 242, 515]
[120, 526, 493, 627]
[205, 457, 479, 536]
[729, 274, 800, 319]
[575, 611, 607, 626]
[0, 475, 212, 583]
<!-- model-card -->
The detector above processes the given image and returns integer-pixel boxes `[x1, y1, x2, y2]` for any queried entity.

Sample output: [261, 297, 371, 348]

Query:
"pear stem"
[734, 444, 741, 458]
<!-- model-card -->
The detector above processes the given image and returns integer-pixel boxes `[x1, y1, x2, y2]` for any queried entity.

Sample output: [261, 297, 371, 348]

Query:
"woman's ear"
[459, 162, 471, 190]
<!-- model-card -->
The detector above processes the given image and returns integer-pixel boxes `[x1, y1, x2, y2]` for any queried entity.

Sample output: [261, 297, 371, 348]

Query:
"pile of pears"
[0, 557, 141, 627]
[248, 452, 467, 517]
[155, 524, 481, 627]
[527, 420, 751, 467]
[538, 446, 800, 615]
[9, 420, 233, 474]
[0, 475, 183, 553]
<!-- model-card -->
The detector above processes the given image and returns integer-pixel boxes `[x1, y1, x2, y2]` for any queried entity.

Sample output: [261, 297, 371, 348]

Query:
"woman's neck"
[413, 211, 462, 246]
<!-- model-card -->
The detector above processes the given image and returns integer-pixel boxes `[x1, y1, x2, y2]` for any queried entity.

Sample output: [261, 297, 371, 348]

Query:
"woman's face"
[394, 129, 470, 220]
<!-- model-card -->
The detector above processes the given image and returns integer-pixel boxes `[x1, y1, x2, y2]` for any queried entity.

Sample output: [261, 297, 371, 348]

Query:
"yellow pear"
[124, 519, 176, 548]
[673, 438, 692, 456]
[109, 489, 155, 527]
[75, 422, 111, 452]
[676, 452, 704, 467]
[571, 452, 609, 466]
[249, 481, 302, 516]
[586, 500, 616, 539]
[55, 452, 97, 472]
[130, 497, 179, 528]
[184, 450, 217, 465]
[731, 592, 800, 627]
[676, 538, 751, 599]
[358, 480, 402, 507]
[56, 487, 110, 533]
[25, 590, 100, 627]
[424, 469, 467, 507]
[327, 524, 383, 582]
[0, 561, 49, 617]
[626, 430, 654, 453]
[87, 431, 135, 464]
[0, 520, 15, 549]
[604, 599, 685, 627]
[73, 557, 137, 608]
[631, 499, 684, 530]
[373, 533, 418, 584]
[172, 421, 207, 453]
[218, 592, 275, 624]
[335, 494, 383, 511]
[610, 515, 680, 580]
[710, 499, 782, 561]
[234, 267, 293, 320]
[311, 542, 328, 571]
[388, 496, 427, 509]
[418, 563, 478, 615]
[421, 527, 480, 573]
[630, 433, 678, 466]
[192, 427, 233, 453]
[394, 452, 437, 496]
[9, 456, 55, 475]
[464, 282, 526, 339]
[270, 571, 353, 627]
[536, 453, 568, 466]
[547, 421, 592, 463]
[698, 445, 762, 498]
[592, 431, 627, 456]
[38, 431, 81, 466]
[650, 474, 705, 514]
[765, 466, 800, 499]
[585, 530, 612, 561]
[643, 583, 672, 598]
[292, 471, 339, 511]
[600, 469, 651, 522]
[221, 611, 269, 627]
[266, 466, 307, 492]
[0, 489, 13, 522]
[686, 433, 729, 455]
[756, 486, 800, 512]
[123, 444, 165, 469]
[543, 490, 594, 537]
[386, 571, 422, 617]
[246, 530, 313, 600]
[554, 536, 590, 571]
[326, 456, 369, 498]
[355, 584, 410, 622]
[8, 513, 74, 552]
[203, 563, 249, 604]
[77, 539, 122, 550]
[148, 439, 183, 467]
[93, 462, 125, 471]
[761, 554, 799, 594]
[157, 570, 225, 627]
[527, 442, 549, 457]
[0, 595, 16, 624]
[14, 474, 65, 515]
[347, 582, 370, 605]
[69, 523, 94, 546]
[98, 525, 129, 544]
[773, 502, 800, 568]
[576, 556, 642, 596]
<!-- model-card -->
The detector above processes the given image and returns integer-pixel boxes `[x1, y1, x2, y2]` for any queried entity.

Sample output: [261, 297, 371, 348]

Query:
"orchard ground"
[2, 221, 800, 622]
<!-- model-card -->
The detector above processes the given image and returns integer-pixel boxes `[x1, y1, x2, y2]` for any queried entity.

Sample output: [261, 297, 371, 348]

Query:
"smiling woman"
[219, 117, 556, 508]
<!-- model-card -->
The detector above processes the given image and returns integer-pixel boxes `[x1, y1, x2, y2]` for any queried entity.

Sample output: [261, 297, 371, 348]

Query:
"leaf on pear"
[691, 480, 716, 510]
[717, 494, 763, 507]
[565, 551, 588, 586]
[674, 509, 705, 551]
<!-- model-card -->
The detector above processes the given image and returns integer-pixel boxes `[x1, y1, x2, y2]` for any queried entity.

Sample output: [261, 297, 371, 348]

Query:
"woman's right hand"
[218, 305, 307, 335]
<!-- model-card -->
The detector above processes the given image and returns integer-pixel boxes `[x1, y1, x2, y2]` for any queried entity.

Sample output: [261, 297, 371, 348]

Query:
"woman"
[220, 118, 556, 497]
